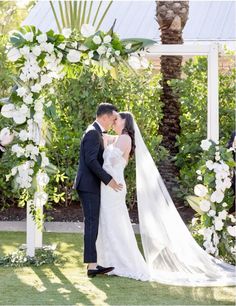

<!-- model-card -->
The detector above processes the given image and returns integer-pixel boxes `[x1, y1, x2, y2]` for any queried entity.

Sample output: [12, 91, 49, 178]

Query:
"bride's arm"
[114, 134, 131, 156]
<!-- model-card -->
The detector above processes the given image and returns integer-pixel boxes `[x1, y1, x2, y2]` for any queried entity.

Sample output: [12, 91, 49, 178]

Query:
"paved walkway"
[0, 221, 140, 234]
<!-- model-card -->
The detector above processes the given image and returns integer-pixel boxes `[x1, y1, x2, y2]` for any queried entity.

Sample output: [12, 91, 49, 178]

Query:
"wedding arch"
[1, 24, 220, 257]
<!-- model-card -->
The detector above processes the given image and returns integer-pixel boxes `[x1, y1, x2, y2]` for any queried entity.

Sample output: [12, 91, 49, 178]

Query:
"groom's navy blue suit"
[75, 122, 112, 263]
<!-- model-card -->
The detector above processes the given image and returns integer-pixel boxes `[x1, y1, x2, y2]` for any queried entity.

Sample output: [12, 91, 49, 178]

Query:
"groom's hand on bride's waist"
[108, 179, 123, 192]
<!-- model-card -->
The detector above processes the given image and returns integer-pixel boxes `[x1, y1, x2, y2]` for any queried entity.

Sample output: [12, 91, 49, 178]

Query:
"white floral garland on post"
[1, 24, 152, 225]
[187, 139, 236, 263]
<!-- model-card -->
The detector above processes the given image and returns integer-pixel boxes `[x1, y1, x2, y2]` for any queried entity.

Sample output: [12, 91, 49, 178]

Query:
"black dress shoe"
[87, 265, 114, 277]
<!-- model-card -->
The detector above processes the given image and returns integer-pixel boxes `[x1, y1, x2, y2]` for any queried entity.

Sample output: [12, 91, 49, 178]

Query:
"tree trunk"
[156, 1, 189, 207]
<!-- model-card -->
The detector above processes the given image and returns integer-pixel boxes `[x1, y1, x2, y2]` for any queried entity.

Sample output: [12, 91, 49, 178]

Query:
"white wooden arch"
[26, 43, 219, 257]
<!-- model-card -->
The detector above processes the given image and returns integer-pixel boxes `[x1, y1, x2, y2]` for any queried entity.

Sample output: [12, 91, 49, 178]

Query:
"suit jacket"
[75, 122, 112, 194]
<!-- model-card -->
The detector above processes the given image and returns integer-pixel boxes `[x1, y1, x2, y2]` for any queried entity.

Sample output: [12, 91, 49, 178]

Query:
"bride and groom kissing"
[74, 102, 236, 286]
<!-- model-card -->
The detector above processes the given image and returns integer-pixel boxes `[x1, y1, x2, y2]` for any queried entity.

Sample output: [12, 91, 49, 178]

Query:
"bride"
[96, 111, 236, 287]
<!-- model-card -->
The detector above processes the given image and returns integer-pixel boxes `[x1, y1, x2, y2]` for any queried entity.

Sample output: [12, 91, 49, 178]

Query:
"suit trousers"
[78, 191, 100, 263]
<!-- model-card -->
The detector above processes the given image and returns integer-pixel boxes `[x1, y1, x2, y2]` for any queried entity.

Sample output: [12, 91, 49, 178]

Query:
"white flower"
[40, 42, 54, 53]
[36, 34, 47, 44]
[115, 50, 120, 56]
[58, 43, 66, 50]
[24, 32, 34, 42]
[125, 43, 132, 50]
[12, 104, 29, 125]
[194, 184, 208, 197]
[110, 57, 115, 63]
[81, 24, 96, 37]
[93, 35, 102, 45]
[227, 226, 236, 237]
[88, 51, 94, 59]
[222, 202, 228, 208]
[128, 56, 141, 69]
[25, 144, 39, 158]
[34, 191, 48, 207]
[206, 160, 214, 170]
[78, 44, 88, 51]
[214, 217, 224, 231]
[103, 35, 112, 43]
[11, 144, 25, 157]
[34, 100, 44, 112]
[0, 127, 11, 142]
[208, 209, 216, 217]
[140, 57, 149, 69]
[20, 46, 30, 56]
[191, 217, 198, 226]
[1, 104, 15, 118]
[200, 139, 212, 151]
[7, 47, 21, 62]
[218, 210, 228, 220]
[229, 215, 236, 223]
[11, 167, 17, 176]
[31, 83, 42, 93]
[196, 170, 201, 175]
[200, 199, 211, 212]
[41, 152, 49, 167]
[18, 130, 29, 142]
[49, 88, 55, 94]
[62, 28, 72, 38]
[71, 42, 77, 48]
[197, 176, 202, 181]
[32, 45, 41, 56]
[97, 45, 107, 55]
[36, 172, 50, 187]
[210, 190, 224, 203]
[23, 94, 33, 105]
[67, 50, 81, 63]
[16, 87, 27, 97]
[40, 74, 52, 86]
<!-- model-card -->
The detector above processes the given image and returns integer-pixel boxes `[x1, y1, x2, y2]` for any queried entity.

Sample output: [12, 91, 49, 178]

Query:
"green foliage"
[0, 245, 58, 267]
[172, 56, 235, 200]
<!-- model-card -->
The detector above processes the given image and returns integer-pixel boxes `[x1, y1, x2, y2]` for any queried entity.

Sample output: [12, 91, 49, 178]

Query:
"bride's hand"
[108, 178, 123, 192]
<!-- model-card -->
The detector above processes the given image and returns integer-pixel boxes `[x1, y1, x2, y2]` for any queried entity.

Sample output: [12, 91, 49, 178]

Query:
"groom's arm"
[83, 130, 112, 185]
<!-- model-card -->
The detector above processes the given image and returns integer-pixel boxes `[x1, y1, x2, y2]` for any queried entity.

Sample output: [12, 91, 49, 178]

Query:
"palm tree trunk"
[156, 1, 189, 207]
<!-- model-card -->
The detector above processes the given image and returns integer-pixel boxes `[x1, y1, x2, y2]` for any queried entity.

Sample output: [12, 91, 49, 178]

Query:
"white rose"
[227, 226, 236, 237]
[81, 23, 96, 37]
[200, 199, 211, 212]
[206, 160, 214, 170]
[62, 28, 72, 38]
[93, 35, 102, 45]
[214, 218, 224, 231]
[7, 47, 21, 62]
[23, 94, 33, 105]
[0, 127, 11, 142]
[36, 172, 50, 187]
[20, 46, 30, 56]
[13, 112, 27, 125]
[18, 130, 29, 142]
[97, 45, 107, 55]
[34, 191, 48, 207]
[103, 35, 112, 43]
[24, 32, 34, 42]
[31, 83, 42, 93]
[208, 209, 216, 217]
[32, 46, 41, 56]
[194, 184, 208, 197]
[67, 50, 81, 63]
[58, 43, 66, 50]
[210, 190, 224, 203]
[200, 139, 212, 151]
[1, 104, 15, 118]
[36, 34, 47, 44]
[128, 56, 141, 69]
[16, 87, 27, 98]
[218, 210, 228, 220]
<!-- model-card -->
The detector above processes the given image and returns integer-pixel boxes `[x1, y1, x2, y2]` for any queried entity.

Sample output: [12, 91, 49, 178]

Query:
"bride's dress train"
[97, 123, 236, 286]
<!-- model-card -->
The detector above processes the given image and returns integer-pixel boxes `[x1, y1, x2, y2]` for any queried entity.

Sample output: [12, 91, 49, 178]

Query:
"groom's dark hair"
[96, 103, 118, 117]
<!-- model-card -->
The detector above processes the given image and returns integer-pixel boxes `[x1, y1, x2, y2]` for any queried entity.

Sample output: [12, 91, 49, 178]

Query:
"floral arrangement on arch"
[187, 138, 236, 263]
[0, 24, 153, 223]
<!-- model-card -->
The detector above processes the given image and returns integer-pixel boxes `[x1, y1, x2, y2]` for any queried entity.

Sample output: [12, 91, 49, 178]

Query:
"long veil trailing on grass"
[134, 121, 236, 286]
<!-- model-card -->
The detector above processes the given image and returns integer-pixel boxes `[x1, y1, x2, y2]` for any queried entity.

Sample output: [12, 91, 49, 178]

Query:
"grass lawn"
[0, 232, 235, 305]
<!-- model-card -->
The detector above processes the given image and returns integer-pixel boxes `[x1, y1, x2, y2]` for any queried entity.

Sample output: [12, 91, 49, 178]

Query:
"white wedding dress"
[96, 123, 236, 287]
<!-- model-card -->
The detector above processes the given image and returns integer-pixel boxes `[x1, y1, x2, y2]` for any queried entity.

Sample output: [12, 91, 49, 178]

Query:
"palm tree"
[156, 1, 189, 207]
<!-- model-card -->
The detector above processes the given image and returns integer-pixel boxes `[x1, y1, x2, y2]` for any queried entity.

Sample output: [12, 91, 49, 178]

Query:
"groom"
[75, 102, 123, 277]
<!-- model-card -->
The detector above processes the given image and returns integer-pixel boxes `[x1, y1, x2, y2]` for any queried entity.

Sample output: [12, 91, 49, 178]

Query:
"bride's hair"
[119, 112, 135, 157]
